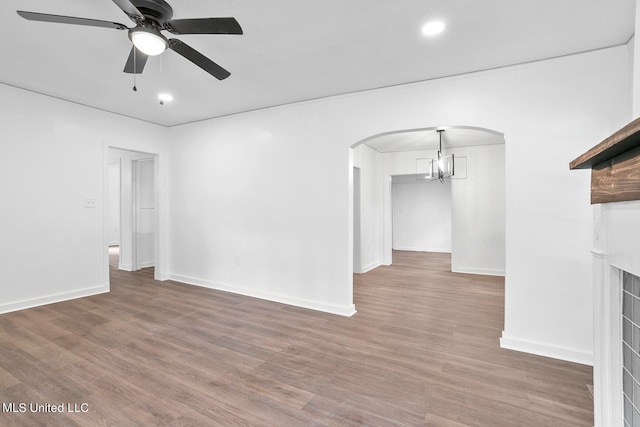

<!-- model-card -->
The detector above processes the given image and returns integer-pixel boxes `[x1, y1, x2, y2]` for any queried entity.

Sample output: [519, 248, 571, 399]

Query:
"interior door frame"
[131, 157, 156, 271]
[104, 145, 163, 286]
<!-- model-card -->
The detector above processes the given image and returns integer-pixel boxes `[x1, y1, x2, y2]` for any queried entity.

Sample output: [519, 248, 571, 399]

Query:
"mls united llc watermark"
[2, 402, 89, 414]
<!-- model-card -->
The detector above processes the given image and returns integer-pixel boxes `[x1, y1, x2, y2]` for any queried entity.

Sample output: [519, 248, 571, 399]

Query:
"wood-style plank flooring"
[0, 251, 593, 426]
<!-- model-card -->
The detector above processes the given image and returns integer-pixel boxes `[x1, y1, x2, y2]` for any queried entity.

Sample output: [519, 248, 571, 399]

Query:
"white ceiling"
[0, 0, 634, 127]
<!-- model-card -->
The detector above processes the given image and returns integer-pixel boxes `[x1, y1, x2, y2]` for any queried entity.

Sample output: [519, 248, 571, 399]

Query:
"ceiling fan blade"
[17, 11, 128, 30]
[165, 18, 243, 35]
[168, 39, 231, 80]
[111, 0, 144, 21]
[123, 47, 148, 74]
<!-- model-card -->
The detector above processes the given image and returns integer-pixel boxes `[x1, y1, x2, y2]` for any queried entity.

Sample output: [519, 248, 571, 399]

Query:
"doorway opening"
[350, 125, 506, 281]
[108, 159, 121, 268]
[107, 147, 160, 283]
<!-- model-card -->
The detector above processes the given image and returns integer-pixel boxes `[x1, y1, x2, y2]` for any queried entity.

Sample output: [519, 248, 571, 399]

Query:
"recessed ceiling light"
[158, 93, 173, 105]
[422, 20, 445, 36]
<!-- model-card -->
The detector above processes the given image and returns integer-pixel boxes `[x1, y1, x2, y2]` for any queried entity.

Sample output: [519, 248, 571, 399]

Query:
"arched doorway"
[350, 125, 506, 276]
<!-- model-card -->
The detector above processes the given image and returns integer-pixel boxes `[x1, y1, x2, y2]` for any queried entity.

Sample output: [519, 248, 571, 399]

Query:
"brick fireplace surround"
[571, 117, 640, 427]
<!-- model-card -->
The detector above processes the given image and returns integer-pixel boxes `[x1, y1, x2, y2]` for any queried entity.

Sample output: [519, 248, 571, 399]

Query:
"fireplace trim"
[570, 118, 640, 204]
[592, 249, 623, 426]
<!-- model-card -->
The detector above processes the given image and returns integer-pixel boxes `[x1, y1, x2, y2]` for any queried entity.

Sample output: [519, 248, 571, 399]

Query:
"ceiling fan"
[17, 0, 243, 80]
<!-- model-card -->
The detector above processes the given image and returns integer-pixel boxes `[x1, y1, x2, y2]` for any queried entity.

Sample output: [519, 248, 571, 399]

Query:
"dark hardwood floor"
[0, 251, 593, 426]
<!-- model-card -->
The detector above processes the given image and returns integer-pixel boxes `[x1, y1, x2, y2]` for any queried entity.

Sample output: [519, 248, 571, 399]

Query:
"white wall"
[352, 166, 362, 273]
[392, 178, 452, 253]
[108, 161, 121, 246]
[451, 144, 505, 276]
[167, 45, 629, 362]
[352, 144, 384, 272]
[166, 112, 357, 316]
[0, 83, 167, 314]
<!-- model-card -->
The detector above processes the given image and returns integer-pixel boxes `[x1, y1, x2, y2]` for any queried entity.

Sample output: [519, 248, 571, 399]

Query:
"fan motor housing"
[131, 0, 173, 22]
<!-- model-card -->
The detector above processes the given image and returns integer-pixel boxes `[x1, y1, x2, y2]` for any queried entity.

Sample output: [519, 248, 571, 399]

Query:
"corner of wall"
[167, 273, 357, 317]
[0, 284, 109, 315]
[500, 331, 593, 366]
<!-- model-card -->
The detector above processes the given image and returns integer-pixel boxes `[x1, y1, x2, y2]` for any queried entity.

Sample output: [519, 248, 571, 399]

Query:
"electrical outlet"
[84, 198, 97, 208]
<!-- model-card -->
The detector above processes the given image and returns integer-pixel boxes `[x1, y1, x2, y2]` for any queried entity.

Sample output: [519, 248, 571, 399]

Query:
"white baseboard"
[167, 273, 357, 317]
[118, 263, 154, 271]
[155, 271, 169, 281]
[0, 284, 109, 314]
[452, 266, 505, 277]
[119, 263, 133, 271]
[362, 261, 382, 274]
[500, 332, 593, 366]
[392, 247, 452, 253]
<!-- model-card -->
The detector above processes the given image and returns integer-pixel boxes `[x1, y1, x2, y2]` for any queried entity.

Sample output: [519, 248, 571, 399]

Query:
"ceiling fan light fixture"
[131, 28, 167, 56]
[422, 20, 445, 36]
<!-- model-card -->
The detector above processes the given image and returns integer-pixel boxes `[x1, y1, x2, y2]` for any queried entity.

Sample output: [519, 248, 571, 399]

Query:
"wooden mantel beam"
[570, 118, 640, 204]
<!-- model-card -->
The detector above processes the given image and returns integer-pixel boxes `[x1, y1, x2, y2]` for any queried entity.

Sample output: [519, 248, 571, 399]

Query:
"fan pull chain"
[159, 54, 164, 105]
[132, 47, 138, 92]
